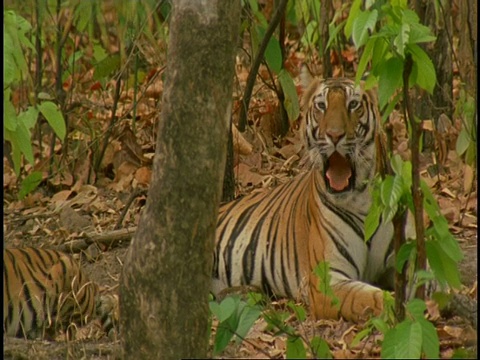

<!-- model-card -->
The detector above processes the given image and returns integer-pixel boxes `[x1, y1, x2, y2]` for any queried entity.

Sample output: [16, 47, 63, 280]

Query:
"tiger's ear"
[300, 65, 321, 111]
[300, 64, 315, 90]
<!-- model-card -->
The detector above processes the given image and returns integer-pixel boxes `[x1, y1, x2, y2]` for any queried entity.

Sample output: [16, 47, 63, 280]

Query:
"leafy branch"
[237, 0, 288, 132]
[346, 1, 465, 357]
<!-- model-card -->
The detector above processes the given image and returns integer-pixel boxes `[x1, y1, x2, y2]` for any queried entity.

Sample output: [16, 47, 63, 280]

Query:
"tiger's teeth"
[326, 152, 352, 191]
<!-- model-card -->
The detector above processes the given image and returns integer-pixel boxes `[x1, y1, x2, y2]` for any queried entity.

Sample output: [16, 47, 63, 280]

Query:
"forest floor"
[3, 14, 478, 356]
[3, 114, 477, 358]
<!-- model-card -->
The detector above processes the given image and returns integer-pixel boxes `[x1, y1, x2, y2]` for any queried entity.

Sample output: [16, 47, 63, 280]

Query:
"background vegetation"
[3, 0, 476, 358]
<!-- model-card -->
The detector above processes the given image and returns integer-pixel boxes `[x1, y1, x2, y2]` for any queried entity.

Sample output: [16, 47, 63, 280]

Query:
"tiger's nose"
[326, 129, 345, 144]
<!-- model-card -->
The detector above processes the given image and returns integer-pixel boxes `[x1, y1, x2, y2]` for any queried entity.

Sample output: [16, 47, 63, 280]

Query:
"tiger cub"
[212, 74, 394, 322]
[4, 247, 99, 339]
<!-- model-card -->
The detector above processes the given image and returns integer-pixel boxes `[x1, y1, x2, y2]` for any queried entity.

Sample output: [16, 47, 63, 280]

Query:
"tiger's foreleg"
[308, 274, 384, 322]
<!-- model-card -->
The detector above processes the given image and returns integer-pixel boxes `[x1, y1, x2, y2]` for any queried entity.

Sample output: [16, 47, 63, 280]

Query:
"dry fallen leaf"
[134, 166, 152, 187]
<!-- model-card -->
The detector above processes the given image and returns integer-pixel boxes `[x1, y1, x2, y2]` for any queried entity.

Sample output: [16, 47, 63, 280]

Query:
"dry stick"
[237, 0, 288, 132]
[58, 227, 138, 253]
[114, 188, 148, 230]
[402, 54, 426, 300]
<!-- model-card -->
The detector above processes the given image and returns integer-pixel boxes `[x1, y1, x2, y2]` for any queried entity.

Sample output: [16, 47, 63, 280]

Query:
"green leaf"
[355, 37, 376, 84]
[395, 241, 415, 273]
[4, 10, 34, 84]
[394, 22, 410, 57]
[311, 336, 332, 358]
[408, 23, 436, 44]
[377, 57, 403, 109]
[255, 26, 282, 73]
[401, 9, 436, 44]
[313, 261, 340, 308]
[401, 8, 421, 25]
[38, 101, 66, 141]
[18, 171, 43, 199]
[371, 316, 389, 334]
[390, 175, 405, 208]
[390, 154, 403, 176]
[248, 0, 267, 26]
[421, 182, 463, 265]
[380, 174, 405, 222]
[371, 34, 389, 70]
[381, 327, 398, 359]
[93, 43, 108, 62]
[73, 1, 93, 32]
[209, 296, 236, 322]
[352, 9, 378, 48]
[300, 21, 319, 50]
[381, 92, 402, 123]
[363, 73, 378, 91]
[364, 200, 381, 241]
[380, 176, 394, 206]
[278, 69, 300, 121]
[382, 320, 422, 359]
[264, 36, 282, 73]
[286, 336, 306, 359]
[406, 298, 426, 321]
[408, 44, 436, 94]
[287, 301, 306, 322]
[400, 160, 412, 191]
[4, 91, 17, 132]
[352, 326, 373, 346]
[17, 106, 40, 130]
[93, 53, 121, 80]
[14, 122, 35, 165]
[344, 0, 363, 38]
[425, 240, 462, 289]
[214, 318, 236, 354]
[419, 319, 440, 358]
[235, 304, 262, 344]
[430, 222, 463, 263]
[455, 128, 470, 156]
[3, 32, 16, 86]
[327, 20, 345, 51]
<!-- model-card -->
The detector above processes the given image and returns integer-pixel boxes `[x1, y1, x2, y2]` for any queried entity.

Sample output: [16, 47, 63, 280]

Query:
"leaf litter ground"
[3, 41, 477, 360]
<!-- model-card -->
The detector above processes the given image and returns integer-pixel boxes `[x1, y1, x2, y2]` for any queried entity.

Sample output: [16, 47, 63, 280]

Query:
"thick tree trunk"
[119, 1, 240, 359]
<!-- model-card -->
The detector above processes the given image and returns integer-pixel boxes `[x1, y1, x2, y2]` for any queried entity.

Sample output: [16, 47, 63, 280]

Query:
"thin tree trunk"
[457, 0, 477, 99]
[120, 1, 240, 359]
[414, 0, 454, 150]
[222, 119, 236, 202]
[320, 0, 333, 77]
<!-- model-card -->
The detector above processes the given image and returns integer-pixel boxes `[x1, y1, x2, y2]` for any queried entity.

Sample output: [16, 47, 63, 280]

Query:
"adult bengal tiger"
[212, 73, 395, 322]
[3, 247, 98, 339]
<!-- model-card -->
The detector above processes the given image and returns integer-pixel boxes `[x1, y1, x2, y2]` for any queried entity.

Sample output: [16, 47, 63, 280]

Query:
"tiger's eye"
[315, 101, 326, 111]
[348, 100, 359, 110]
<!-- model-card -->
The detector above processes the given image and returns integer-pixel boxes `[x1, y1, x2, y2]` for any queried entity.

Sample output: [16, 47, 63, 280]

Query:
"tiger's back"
[3, 247, 98, 339]
[213, 75, 394, 322]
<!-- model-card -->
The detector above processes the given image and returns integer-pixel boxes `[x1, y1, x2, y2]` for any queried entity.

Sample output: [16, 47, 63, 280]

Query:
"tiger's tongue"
[326, 152, 352, 191]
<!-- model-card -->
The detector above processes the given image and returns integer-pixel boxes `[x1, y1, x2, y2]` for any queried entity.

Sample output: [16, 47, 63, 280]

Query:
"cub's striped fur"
[3, 247, 98, 339]
[212, 75, 394, 321]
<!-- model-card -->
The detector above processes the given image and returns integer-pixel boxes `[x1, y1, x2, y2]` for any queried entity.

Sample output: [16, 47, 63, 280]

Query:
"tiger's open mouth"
[325, 151, 354, 193]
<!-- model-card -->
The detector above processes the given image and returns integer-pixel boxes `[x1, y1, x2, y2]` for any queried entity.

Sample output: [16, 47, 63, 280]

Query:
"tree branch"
[402, 54, 426, 300]
[237, 0, 288, 131]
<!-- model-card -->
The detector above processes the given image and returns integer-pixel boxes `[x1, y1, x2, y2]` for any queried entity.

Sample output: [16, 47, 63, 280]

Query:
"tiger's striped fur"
[212, 75, 394, 322]
[3, 247, 98, 339]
